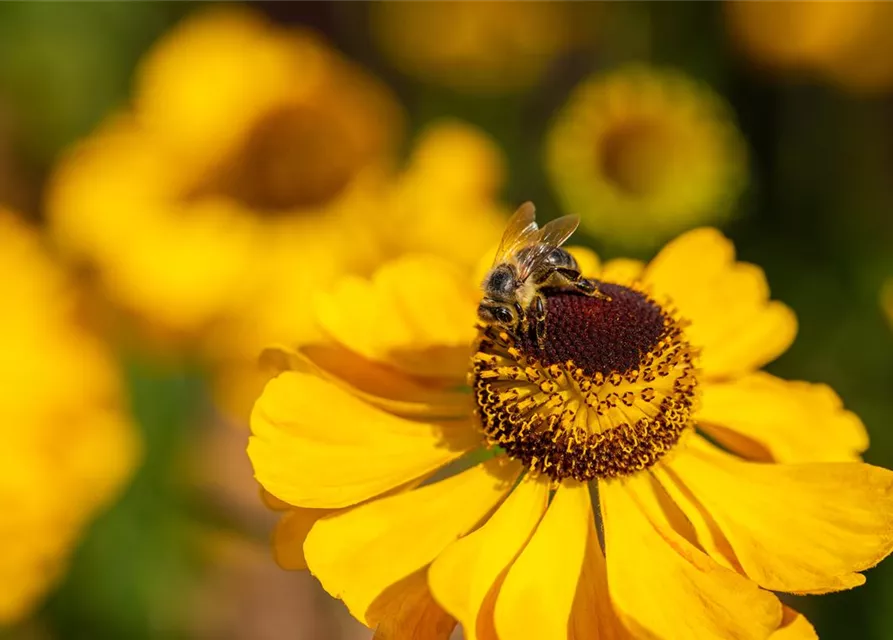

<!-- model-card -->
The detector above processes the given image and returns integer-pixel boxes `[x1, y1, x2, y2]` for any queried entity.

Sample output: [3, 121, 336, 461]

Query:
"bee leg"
[556, 268, 611, 300]
[512, 301, 527, 338]
[574, 277, 596, 294]
[531, 294, 547, 348]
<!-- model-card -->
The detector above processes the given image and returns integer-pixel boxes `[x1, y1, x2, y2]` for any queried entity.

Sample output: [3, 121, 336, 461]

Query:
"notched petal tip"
[644, 227, 798, 378]
[698, 372, 869, 464]
[667, 437, 893, 594]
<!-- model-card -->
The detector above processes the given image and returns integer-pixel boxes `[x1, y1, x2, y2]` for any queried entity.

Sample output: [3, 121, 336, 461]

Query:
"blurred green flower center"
[600, 120, 675, 198]
[193, 105, 358, 213]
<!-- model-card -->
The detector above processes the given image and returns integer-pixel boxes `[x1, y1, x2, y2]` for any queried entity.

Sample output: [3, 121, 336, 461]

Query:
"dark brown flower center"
[471, 282, 698, 481]
[517, 283, 667, 375]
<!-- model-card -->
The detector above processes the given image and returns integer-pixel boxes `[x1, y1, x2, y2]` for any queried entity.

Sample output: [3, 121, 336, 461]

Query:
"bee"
[478, 202, 607, 346]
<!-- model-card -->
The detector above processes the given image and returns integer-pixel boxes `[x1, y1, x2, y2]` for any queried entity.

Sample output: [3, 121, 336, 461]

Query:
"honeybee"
[478, 202, 607, 346]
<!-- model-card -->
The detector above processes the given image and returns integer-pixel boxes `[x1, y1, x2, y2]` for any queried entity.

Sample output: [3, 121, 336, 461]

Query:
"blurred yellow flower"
[215, 119, 509, 419]
[726, 1, 893, 93]
[47, 7, 512, 421]
[48, 6, 403, 345]
[546, 67, 748, 250]
[882, 278, 893, 330]
[249, 220, 882, 638]
[0, 210, 139, 623]
[371, 1, 588, 94]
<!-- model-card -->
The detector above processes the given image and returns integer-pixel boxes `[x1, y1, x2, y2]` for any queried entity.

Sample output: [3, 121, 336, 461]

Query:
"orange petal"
[370, 571, 456, 640]
[644, 228, 797, 378]
[667, 436, 893, 594]
[600, 473, 782, 639]
[771, 607, 817, 640]
[248, 371, 480, 508]
[493, 481, 591, 640]
[315, 255, 479, 379]
[698, 373, 868, 463]
[569, 499, 632, 640]
[259, 486, 290, 511]
[428, 474, 550, 640]
[271, 508, 331, 570]
[303, 457, 520, 625]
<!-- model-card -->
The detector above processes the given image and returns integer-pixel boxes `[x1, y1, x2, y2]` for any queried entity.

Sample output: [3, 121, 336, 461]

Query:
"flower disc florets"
[471, 282, 699, 481]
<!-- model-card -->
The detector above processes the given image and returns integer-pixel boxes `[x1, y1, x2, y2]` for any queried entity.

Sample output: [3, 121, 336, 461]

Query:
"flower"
[212, 119, 509, 418]
[248, 220, 888, 639]
[47, 6, 403, 344]
[0, 209, 139, 623]
[726, 1, 893, 93]
[546, 67, 748, 250]
[371, 1, 589, 94]
[47, 7, 512, 421]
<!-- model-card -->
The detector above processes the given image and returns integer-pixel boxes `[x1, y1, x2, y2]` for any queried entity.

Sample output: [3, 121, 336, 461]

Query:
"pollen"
[471, 282, 699, 481]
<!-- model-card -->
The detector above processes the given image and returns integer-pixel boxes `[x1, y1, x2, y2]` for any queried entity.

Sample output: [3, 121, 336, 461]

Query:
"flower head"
[249, 215, 886, 638]
[48, 6, 403, 342]
[0, 210, 139, 622]
[212, 119, 508, 418]
[47, 8, 514, 422]
[371, 1, 586, 94]
[546, 67, 748, 250]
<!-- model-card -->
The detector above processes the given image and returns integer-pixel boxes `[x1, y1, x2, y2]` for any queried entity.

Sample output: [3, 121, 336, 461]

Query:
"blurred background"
[0, 2, 892, 639]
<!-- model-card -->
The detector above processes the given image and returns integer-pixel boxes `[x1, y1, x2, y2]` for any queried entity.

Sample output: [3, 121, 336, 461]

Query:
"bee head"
[477, 302, 516, 326]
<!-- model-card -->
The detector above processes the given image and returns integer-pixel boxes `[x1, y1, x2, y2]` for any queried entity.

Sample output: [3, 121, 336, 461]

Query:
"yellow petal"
[272, 507, 332, 570]
[599, 258, 645, 286]
[771, 607, 817, 640]
[271, 478, 427, 572]
[260, 343, 471, 420]
[428, 474, 550, 640]
[650, 465, 741, 572]
[644, 228, 797, 378]
[698, 373, 868, 463]
[569, 503, 632, 640]
[567, 246, 601, 279]
[600, 473, 782, 639]
[667, 436, 893, 593]
[248, 371, 479, 508]
[315, 255, 478, 379]
[493, 481, 591, 640]
[304, 457, 520, 625]
[370, 570, 456, 640]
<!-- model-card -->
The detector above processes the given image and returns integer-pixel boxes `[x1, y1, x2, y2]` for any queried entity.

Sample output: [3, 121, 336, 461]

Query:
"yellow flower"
[47, 7, 511, 421]
[726, 1, 893, 93]
[371, 1, 588, 94]
[249, 221, 886, 638]
[212, 119, 509, 418]
[47, 6, 403, 344]
[0, 210, 139, 623]
[546, 67, 748, 250]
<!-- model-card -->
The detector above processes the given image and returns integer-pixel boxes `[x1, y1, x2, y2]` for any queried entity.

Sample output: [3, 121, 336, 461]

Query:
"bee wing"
[535, 214, 580, 249]
[516, 214, 581, 281]
[492, 201, 539, 266]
